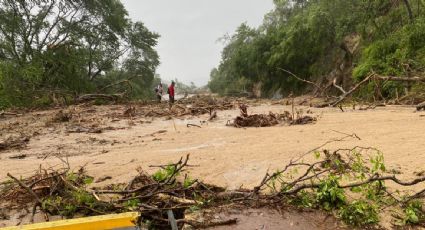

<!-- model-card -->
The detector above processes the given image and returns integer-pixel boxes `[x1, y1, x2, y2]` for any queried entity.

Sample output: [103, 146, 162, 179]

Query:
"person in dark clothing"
[168, 81, 175, 104]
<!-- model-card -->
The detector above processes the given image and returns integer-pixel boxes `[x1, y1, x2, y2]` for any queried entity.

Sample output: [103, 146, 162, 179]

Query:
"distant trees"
[0, 0, 159, 107]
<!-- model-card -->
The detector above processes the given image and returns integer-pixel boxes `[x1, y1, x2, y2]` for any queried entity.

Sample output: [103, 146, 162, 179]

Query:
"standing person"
[155, 82, 163, 102]
[168, 81, 175, 104]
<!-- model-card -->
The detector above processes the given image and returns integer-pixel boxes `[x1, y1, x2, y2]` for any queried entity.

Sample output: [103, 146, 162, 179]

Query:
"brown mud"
[1, 97, 424, 229]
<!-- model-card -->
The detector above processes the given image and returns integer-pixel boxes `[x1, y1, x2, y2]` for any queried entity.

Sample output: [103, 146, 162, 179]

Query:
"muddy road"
[1, 100, 424, 191]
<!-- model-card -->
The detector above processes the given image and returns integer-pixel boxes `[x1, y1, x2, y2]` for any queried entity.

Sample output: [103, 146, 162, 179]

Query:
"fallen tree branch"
[7, 173, 42, 204]
[187, 123, 202, 128]
[283, 173, 425, 195]
[179, 218, 238, 228]
[332, 78, 346, 94]
[278, 68, 324, 94]
[76, 94, 124, 103]
[374, 75, 425, 83]
[98, 78, 133, 93]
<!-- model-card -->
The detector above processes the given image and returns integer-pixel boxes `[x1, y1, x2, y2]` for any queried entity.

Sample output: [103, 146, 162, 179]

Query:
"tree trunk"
[403, 0, 414, 22]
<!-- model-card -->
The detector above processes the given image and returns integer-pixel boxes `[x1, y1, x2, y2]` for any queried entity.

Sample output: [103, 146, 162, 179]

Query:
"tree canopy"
[209, 0, 425, 99]
[0, 0, 160, 107]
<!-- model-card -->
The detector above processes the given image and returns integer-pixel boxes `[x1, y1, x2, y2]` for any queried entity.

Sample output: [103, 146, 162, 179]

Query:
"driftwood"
[230, 104, 316, 128]
[417, 101, 425, 111]
[0, 136, 30, 152]
[286, 70, 425, 107]
[374, 75, 425, 83]
[325, 73, 376, 107]
[66, 126, 102, 134]
[208, 111, 217, 121]
[0, 111, 20, 118]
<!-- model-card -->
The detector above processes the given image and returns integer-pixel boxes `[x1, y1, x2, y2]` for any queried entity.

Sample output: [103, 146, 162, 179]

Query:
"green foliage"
[289, 190, 315, 208]
[339, 200, 379, 226]
[183, 176, 195, 188]
[152, 165, 178, 182]
[123, 199, 141, 211]
[210, 0, 425, 99]
[403, 200, 425, 225]
[315, 175, 346, 210]
[370, 152, 386, 174]
[0, 0, 160, 108]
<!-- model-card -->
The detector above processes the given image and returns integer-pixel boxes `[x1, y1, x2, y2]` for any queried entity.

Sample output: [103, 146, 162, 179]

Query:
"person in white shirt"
[155, 82, 163, 102]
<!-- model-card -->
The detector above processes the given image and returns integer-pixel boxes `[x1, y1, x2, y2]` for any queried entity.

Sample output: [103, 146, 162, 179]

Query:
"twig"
[332, 78, 347, 94]
[167, 210, 178, 230]
[187, 123, 202, 128]
[179, 218, 238, 228]
[330, 73, 376, 107]
[7, 173, 42, 204]
[277, 68, 323, 94]
[292, 132, 361, 163]
[282, 174, 425, 195]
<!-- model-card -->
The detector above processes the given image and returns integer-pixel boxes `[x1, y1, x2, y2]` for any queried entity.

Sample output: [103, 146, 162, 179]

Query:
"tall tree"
[0, 0, 159, 106]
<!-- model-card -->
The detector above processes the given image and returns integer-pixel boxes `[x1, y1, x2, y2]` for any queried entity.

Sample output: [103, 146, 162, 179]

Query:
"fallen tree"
[315, 72, 425, 108]
[75, 94, 124, 103]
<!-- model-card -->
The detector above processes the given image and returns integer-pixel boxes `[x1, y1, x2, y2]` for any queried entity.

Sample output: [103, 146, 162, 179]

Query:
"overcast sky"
[121, 0, 274, 86]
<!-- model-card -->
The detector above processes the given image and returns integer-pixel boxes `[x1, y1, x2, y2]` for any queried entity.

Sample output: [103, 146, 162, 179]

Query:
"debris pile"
[140, 95, 234, 117]
[52, 110, 72, 122]
[0, 135, 30, 152]
[0, 155, 240, 229]
[4, 146, 425, 228]
[230, 104, 317, 128]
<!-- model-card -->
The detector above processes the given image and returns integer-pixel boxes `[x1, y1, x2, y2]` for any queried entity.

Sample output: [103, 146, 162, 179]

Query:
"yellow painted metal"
[1, 212, 139, 230]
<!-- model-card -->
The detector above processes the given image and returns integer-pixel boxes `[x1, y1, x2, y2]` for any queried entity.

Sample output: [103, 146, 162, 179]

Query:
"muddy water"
[1, 103, 424, 228]
[209, 208, 345, 230]
[1, 104, 424, 191]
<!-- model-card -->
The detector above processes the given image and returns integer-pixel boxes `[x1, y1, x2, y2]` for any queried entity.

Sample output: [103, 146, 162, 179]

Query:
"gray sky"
[121, 0, 274, 86]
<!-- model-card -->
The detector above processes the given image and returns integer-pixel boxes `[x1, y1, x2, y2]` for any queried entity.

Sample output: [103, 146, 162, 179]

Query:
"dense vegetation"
[0, 0, 159, 108]
[209, 0, 425, 99]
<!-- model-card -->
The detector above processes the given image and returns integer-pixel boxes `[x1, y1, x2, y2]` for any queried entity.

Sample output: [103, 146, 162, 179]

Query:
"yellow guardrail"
[1, 212, 139, 230]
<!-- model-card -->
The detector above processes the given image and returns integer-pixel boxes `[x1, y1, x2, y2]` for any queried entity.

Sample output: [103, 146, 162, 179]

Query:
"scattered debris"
[229, 104, 316, 128]
[208, 111, 218, 121]
[0, 111, 20, 118]
[140, 95, 234, 118]
[0, 155, 240, 229]
[52, 110, 72, 122]
[417, 101, 425, 111]
[123, 106, 136, 117]
[76, 94, 122, 103]
[95, 176, 112, 183]
[0, 136, 30, 152]
[187, 123, 202, 128]
[3, 148, 425, 229]
[66, 126, 102, 134]
[9, 154, 27, 160]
